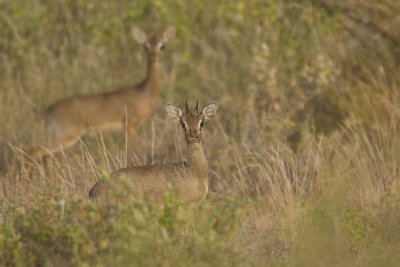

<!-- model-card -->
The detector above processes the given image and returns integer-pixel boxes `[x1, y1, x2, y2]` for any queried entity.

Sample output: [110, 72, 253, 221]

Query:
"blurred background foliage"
[1, 0, 399, 145]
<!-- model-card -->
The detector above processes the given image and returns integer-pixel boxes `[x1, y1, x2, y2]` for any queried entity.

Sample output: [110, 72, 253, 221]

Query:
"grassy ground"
[1, 0, 400, 266]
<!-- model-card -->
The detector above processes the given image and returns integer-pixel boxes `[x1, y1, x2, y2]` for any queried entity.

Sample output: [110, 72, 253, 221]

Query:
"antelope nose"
[195, 136, 200, 140]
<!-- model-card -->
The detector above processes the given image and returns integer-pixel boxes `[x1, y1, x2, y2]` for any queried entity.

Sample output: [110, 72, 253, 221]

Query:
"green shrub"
[0, 194, 250, 266]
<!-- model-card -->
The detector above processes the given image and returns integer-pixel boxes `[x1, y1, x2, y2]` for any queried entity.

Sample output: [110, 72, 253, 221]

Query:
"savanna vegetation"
[1, 0, 400, 266]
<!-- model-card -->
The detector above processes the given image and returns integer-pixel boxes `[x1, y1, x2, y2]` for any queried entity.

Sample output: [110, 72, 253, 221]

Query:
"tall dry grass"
[1, 0, 400, 265]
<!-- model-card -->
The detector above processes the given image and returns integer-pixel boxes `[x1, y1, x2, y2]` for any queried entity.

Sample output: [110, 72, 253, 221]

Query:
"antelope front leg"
[125, 118, 146, 163]
[127, 126, 137, 162]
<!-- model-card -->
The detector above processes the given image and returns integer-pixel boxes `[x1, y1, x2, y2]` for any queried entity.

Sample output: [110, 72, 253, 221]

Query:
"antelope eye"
[180, 121, 186, 129]
[144, 44, 150, 51]
[200, 121, 204, 128]
[160, 43, 165, 50]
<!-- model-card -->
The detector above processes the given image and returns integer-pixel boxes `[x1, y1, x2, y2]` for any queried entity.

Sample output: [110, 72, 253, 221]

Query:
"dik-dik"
[89, 101, 219, 203]
[24, 26, 176, 176]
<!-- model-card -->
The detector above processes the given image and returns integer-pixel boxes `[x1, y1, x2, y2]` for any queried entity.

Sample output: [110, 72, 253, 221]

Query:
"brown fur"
[89, 102, 219, 203]
[24, 27, 176, 177]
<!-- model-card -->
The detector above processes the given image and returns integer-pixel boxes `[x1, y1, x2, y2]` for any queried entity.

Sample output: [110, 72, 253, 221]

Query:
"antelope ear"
[201, 102, 219, 122]
[162, 27, 176, 43]
[166, 104, 183, 121]
[131, 26, 148, 44]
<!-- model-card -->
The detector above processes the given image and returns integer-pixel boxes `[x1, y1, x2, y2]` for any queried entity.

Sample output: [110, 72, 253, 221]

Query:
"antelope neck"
[144, 58, 162, 95]
[187, 141, 209, 178]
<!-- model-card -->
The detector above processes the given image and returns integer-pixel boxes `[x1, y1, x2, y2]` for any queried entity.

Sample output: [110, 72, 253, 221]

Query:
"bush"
[0, 194, 250, 266]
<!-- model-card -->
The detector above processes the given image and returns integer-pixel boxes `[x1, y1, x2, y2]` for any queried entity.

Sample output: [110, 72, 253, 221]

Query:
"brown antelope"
[24, 26, 176, 177]
[89, 101, 219, 203]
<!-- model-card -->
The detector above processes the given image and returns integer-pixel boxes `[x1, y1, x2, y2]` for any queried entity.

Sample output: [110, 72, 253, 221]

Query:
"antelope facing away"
[89, 101, 219, 203]
[24, 26, 176, 177]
